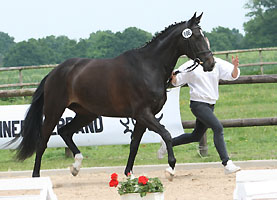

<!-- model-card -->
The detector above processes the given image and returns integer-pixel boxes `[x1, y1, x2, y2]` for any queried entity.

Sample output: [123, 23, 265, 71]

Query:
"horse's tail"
[15, 75, 49, 161]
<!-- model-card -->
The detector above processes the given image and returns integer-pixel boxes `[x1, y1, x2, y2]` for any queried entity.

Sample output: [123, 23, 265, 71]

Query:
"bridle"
[165, 25, 213, 88]
[165, 58, 201, 88]
[183, 25, 213, 67]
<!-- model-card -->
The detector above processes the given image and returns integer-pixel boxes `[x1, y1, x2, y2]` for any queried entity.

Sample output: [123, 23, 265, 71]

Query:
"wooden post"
[198, 132, 208, 157]
[225, 53, 229, 61]
[19, 69, 23, 89]
[65, 147, 73, 158]
[259, 50, 264, 75]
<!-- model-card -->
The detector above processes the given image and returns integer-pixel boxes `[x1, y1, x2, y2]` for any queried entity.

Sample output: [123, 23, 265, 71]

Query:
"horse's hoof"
[127, 171, 135, 179]
[165, 167, 175, 182]
[70, 165, 79, 176]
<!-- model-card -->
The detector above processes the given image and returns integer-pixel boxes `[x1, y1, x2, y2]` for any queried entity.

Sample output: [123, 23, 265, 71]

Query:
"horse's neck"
[141, 35, 182, 80]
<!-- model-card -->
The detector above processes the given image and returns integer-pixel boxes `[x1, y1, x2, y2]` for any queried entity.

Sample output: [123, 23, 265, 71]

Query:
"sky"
[1, 0, 249, 42]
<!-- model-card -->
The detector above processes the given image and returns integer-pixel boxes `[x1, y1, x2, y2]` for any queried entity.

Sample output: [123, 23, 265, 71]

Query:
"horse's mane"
[143, 20, 187, 47]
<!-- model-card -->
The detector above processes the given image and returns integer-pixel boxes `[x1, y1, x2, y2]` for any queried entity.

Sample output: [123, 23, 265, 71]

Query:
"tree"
[83, 28, 152, 59]
[3, 39, 53, 67]
[0, 32, 15, 66]
[74, 38, 90, 58]
[3, 36, 78, 67]
[117, 27, 152, 54]
[39, 35, 78, 63]
[85, 30, 119, 58]
[244, 0, 277, 17]
[243, 0, 277, 48]
[205, 27, 244, 51]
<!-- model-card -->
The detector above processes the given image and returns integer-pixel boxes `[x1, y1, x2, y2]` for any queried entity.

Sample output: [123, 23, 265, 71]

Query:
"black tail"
[15, 75, 48, 160]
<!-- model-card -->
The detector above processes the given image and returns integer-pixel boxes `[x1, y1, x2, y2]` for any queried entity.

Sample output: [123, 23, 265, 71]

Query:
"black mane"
[145, 21, 187, 45]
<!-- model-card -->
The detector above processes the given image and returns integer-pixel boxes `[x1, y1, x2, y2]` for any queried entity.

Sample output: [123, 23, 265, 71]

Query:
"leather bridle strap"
[183, 25, 213, 66]
[165, 59, 201, 88]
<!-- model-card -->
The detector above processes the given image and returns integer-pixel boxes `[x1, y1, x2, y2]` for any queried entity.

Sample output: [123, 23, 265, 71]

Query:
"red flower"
[109, 173, 119, 187]
[138, 176, 149, 185]
[111, 173, 118, 181]
[109, 179, 119, 187]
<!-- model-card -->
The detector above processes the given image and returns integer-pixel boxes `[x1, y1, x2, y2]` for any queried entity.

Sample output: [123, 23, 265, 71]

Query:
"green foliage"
[86, 30, 118, 58]
[83, 28, 152, 59]
[0, 32, 15, 55]
[243, 0, 277, 48]
[118, 176, 163, 197]
[3, 40, 46, 66]
[244, 0, 277, 17]
[3, 36, 77, 67]
[118, 27, 152, 53]
[0, 32, 15, 66]
[2, 28, 152, 67]
[205, 27, 244, 51]
[39, 36, 78, 63]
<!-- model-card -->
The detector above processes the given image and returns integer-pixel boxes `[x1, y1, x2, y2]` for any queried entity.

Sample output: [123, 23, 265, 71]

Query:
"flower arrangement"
[109, 173, 164, 198]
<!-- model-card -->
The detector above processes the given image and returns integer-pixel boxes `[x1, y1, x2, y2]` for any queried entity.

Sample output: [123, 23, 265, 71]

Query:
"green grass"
[0, 50, 277, 171]
[0, 68, 51, 85]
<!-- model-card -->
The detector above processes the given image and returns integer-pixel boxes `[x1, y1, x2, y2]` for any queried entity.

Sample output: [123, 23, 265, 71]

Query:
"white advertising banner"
[0, 88, 183, 149]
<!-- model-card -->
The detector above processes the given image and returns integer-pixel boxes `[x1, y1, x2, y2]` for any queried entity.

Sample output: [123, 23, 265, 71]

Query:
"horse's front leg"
[124, 123, 146, 176]
[137, 109, 176, 179]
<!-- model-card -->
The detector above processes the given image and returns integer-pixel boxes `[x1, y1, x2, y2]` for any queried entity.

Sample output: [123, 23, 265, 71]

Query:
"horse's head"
[179, 12, 215, 72]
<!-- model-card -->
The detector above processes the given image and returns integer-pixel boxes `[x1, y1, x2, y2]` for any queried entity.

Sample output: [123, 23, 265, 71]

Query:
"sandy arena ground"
[1, 161, 277, 200]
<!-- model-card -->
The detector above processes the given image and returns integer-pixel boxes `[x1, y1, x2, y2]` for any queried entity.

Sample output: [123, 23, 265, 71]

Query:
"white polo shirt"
[173, 57, 240, 105]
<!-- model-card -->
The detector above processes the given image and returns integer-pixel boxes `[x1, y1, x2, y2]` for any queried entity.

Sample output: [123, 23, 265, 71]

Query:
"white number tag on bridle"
[182, 28, 192, 39]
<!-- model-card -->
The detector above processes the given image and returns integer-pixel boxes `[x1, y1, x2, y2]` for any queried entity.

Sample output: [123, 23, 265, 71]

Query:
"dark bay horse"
[14, 13, 215, 177]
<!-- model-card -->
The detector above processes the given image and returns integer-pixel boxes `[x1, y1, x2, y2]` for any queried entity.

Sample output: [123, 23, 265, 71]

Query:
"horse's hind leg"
[58, 114, 97, 176]
[32, 108, 65, 177]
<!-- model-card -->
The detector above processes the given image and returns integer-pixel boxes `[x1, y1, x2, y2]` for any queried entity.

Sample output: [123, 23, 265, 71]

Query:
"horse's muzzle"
[203, 61, 215, 72]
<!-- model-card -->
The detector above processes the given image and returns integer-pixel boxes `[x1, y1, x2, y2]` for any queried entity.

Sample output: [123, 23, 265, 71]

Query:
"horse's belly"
[71, 88, 133, 117]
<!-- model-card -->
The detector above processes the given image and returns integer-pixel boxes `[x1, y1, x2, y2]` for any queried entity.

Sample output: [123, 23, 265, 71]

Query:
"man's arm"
[231, 55, 239, 78]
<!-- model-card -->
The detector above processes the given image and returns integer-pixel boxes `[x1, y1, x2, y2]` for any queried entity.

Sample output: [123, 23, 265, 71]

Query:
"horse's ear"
[188, 12, 197, 27]
[195, 12, 203, 24]
[192, 12, 197, 19]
